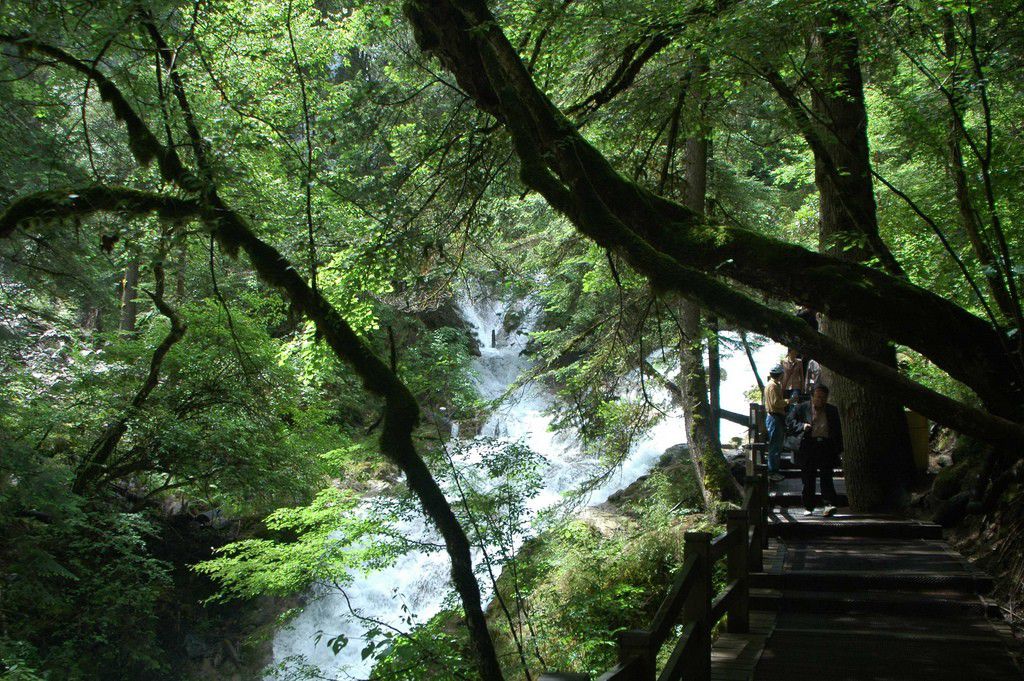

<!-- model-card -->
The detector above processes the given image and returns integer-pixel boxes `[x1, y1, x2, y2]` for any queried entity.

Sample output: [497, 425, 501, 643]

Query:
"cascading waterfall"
[270, 287, 781, 679]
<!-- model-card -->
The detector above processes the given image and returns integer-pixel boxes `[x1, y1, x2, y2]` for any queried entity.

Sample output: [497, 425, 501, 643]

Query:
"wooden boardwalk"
[708, 478, 1022, 681]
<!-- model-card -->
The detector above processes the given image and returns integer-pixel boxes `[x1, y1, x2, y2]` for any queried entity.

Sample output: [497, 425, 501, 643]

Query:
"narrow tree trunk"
[680, 303, 710, 506]
[942, 18, 1017, 325]
[120, 259, 139, 332]
[708, 314, 721, 445]
[810, 18, 914, 511]
[741, 332, 765, 397]
[679, 303, 737, 506]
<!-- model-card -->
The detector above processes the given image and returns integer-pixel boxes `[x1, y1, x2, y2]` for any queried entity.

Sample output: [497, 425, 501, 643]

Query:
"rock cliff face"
[417, 297, 481, 356]
[147, 511, 298, 680]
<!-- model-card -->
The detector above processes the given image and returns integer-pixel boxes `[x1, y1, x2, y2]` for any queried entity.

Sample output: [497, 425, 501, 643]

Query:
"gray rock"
[502, 309, 526, 335]
[659, 443, 691, 466]
[417, 299, 481, 356]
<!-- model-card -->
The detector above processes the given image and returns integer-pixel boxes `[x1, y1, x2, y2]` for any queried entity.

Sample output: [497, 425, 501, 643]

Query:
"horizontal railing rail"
[540, 404, 769, 681]
[540, 476, 767, 681]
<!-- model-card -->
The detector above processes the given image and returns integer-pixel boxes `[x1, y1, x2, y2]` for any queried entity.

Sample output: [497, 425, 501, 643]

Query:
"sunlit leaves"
[195, 486, 402, 601]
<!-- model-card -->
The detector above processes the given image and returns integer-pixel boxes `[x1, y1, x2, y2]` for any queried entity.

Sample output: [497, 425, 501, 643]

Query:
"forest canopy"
[1, 0, 1022, 679]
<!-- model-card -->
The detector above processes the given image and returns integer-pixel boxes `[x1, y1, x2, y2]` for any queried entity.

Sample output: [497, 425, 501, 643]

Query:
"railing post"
[747, 402, 766, 470]
[755, 465, 770, 549]
[747, 403, 757, 475]
[683, 531, 712, 680]
[726, 510, 750, 633]
[617, 629, 655, 680]
[745, 475, 765, 573]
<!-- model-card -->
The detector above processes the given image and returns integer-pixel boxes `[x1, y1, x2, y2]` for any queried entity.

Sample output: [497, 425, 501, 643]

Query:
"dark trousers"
[800, 438, 838, 510]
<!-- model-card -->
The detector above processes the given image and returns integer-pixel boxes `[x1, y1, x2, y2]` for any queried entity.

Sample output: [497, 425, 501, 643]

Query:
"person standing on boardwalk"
[795, 306, 819, 395]
[804, 358, 822, 396]
[788, 385, 843, 516]
[764, 365, 787, 482]
[781, 348, 804, 402]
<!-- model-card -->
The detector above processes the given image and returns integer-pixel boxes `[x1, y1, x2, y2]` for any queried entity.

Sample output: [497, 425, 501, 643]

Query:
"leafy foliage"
[1, 0, 1023, 678]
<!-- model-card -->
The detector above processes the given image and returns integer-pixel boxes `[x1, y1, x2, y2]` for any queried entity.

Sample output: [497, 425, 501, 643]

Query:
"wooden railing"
[746, 401, 767, 474]
[540, 404, 770, 681]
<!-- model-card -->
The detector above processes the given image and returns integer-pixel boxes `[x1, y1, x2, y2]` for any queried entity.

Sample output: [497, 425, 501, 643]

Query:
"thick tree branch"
[513, 155, 1024, 448]
[0, 187, 200, 238]
[403, 0, 1020, 416]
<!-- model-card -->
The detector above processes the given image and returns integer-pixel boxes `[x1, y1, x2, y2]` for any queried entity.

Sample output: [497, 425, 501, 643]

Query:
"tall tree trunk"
[810, 18, 914, 511]
[679, 303, 712, 507]
[119, 259, 139, 332]
[678, 72, 739, 506]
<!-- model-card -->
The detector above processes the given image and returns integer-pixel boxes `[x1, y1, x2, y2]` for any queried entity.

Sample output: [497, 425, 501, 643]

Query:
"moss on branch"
[403, 0, 1019, 413]
[0, 187, 202, 238]
[0, 34, 202, 190]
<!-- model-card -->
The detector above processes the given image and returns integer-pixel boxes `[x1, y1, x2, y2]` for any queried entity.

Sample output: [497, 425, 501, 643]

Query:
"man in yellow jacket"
[764, 365, 787, 482]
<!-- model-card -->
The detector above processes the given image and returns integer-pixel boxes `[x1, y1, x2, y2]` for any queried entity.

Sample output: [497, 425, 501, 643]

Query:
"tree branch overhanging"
[0, 30, 504, 681]
[403, 0, 1022, 417]
[0, 187, 201, 239]
[0, 34, 200, 191]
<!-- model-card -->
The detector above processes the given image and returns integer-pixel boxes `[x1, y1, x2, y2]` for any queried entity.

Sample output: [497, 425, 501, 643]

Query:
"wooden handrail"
[709, 526, 742, 563]
[539, 416, 770, 681]
[656, 621, 700, 681]
[648, 554, 701, 646]
[709, 580, 740, 623]
[595, 656, 645, 681]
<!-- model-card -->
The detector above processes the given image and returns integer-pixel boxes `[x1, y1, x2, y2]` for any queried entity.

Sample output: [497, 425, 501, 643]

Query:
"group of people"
[761, 307, 843, 517]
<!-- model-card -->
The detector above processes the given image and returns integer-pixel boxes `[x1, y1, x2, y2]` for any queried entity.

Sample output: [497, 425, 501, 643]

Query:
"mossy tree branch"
[0, 34, 201, 191]
[0, 30, 504, 681]
[403, 0, 1023, 416]
[0, 187, 201, 239]
[403, 0, 1022, 415]
[402, 0, 1024, 452]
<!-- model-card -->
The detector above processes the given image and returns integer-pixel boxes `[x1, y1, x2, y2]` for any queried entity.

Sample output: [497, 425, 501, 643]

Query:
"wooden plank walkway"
[708, 498, 1022, 680]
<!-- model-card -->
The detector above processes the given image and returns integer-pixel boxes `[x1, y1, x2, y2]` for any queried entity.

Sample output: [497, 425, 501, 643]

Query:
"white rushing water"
[270, 288, 782, 679]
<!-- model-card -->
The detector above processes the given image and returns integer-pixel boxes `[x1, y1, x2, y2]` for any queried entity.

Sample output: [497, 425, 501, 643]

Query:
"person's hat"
[769, 364, 784, 376]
